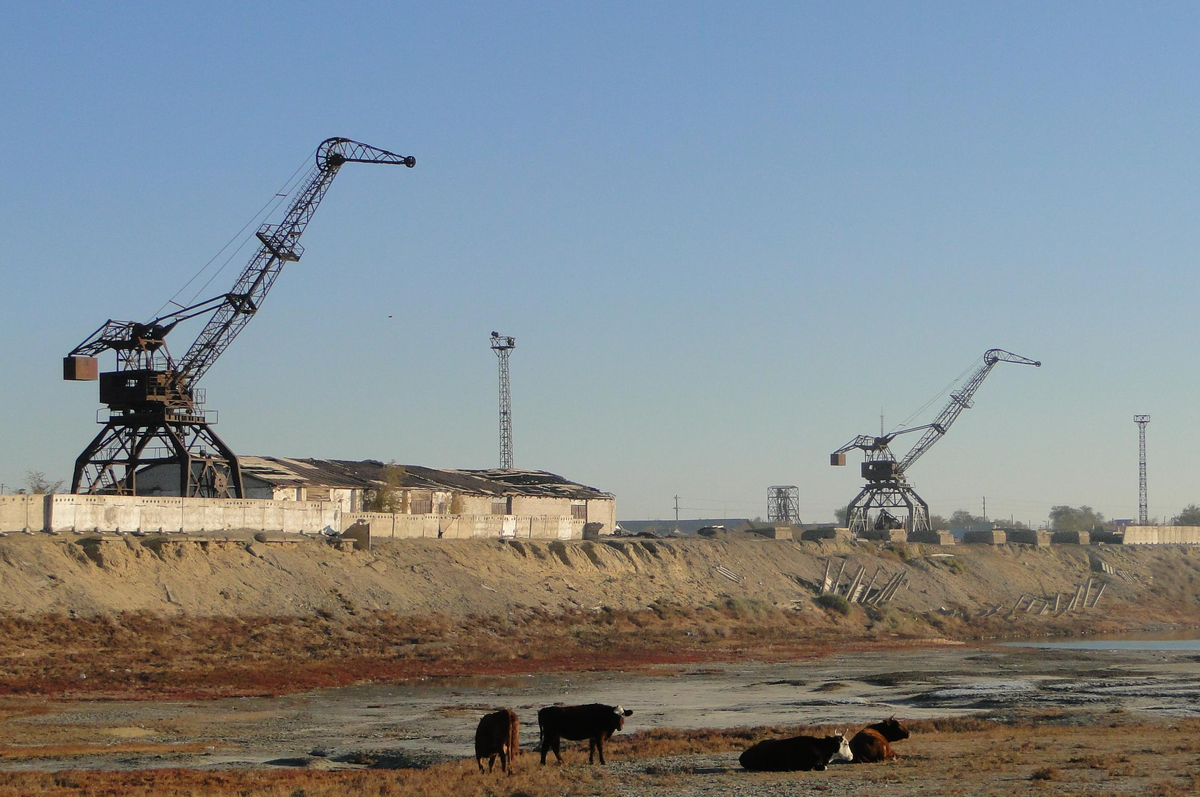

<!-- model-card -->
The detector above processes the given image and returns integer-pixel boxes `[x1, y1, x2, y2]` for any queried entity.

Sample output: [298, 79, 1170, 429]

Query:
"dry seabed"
[1, 642, 1198, 777]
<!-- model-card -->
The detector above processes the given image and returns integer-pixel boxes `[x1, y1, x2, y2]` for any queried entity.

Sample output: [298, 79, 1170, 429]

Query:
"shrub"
[815, 594, 852, 615]
[1030, 766, 1062, 781]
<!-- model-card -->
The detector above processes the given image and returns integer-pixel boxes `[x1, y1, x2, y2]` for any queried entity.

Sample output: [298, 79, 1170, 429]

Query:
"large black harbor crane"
[830, 349, 1040, 535]
[63, 138, 415, 498]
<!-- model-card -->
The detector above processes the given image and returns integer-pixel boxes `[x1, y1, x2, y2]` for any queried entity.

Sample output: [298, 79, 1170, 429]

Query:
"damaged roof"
[239, 457, 612, 500]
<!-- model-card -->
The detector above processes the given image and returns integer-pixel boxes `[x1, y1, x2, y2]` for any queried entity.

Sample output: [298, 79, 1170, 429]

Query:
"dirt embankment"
[0, 532, 1197, 626]
[3, 533, 1200, 698]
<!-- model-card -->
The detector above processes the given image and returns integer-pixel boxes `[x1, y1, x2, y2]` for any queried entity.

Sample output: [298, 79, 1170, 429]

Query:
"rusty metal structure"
[831, 349, 1040, 535]
[767, 485, 800, 524]
[490, 332, 516, 470]
[64, 138, 415, 497]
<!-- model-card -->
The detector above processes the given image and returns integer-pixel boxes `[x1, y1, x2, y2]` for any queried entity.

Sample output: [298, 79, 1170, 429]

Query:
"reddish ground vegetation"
[0, 603, 882, 699]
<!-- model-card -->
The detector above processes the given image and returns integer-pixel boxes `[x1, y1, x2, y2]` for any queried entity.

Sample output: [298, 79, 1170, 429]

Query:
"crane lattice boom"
[64, 137, 415, 497]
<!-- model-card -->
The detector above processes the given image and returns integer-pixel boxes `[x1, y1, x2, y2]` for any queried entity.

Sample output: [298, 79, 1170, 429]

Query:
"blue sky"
[2, 2, 1198, 523]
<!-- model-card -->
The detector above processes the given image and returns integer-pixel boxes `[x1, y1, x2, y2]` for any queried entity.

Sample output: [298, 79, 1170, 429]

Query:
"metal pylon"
[490, 332, 516, 469]
[1135, 414, 1150, 524]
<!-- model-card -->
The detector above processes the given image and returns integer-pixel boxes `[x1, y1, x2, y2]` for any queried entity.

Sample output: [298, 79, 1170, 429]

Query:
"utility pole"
[674, 495, 680, 530]
[982, 496, 986, 521]
[490, 332, 516, 470]
[1135, 414, 1150, 524]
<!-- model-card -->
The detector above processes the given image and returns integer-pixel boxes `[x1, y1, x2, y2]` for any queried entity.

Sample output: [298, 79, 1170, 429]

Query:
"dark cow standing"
[475, 708, 520, 773]
[538, 703, 633, 765]
[850, 717, 910, 764]
[739, 732, 853, 771]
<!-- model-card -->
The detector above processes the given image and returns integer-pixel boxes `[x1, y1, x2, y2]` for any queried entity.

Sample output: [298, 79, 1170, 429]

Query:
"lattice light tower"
[767, 485, 800, 525]
[1135, 414, 1150, 525]
[490, 332, 516, 470]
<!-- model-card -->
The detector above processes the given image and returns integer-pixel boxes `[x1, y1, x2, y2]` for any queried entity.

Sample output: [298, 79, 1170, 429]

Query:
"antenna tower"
[767, 485, 800, 525]
[490, 332, 516, 469]
[1135, 414, 1150, 524]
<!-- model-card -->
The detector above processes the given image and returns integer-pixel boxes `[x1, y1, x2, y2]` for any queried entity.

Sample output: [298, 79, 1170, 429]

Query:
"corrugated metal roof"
[239, 457, 612, 500]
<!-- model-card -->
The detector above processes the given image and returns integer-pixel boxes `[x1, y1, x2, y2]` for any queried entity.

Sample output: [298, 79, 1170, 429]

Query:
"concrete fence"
[1, 493, 588, 540]
[340, 512, 582, 540]
[1121, 525, 1200, 545]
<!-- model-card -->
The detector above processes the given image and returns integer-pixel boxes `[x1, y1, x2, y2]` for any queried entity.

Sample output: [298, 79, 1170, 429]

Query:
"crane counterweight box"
[63, 356, 98, 381]
[830, 453, 846, 466]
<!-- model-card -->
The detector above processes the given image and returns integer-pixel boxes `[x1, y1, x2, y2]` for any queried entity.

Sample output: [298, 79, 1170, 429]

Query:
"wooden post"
[862, 568, 881, 603]
[1090, 581, 1107, 609]
[821, 560, 833, 593]
[846, 566, 866, 602]
[833, 560, 847, 596]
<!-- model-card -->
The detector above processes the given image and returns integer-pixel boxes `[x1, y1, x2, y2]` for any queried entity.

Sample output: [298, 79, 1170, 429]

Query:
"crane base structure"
[845, 480, 930, 536]
[73, 411, 242, 498]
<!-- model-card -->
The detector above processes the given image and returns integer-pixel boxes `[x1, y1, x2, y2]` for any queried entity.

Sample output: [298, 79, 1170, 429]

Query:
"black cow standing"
[739, 732, 853, 771]
[537, 703, 633, 765]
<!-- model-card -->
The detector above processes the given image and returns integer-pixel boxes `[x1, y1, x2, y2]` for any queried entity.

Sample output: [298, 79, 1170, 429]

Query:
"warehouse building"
[136, 457, 617, 535]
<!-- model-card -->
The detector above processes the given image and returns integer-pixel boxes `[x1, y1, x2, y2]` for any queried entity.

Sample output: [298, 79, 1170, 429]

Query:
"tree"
[929, 514, 949, 530]
[22, 471, 63, 495]
[364, 463, 407, 513]
[834, 505, 850, 525]
[1049, 505, 1105, 533]
[1172, 504, 1200, 526]
[948, 510, 987, 530]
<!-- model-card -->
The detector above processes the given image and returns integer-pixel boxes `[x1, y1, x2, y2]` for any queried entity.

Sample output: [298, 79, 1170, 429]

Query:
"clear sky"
[2, 2, 1198, 524]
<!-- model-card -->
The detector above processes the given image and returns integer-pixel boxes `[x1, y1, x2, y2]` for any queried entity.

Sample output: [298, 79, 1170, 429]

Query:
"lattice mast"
[1135, 414, 1150, 525]
[63, 138, 415, 497]
[490, 332, 516, 469]
[767, 485, 800, 524]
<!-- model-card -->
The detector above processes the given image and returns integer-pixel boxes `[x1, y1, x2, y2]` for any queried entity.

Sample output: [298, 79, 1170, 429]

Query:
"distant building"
[136, 457, 616, 534]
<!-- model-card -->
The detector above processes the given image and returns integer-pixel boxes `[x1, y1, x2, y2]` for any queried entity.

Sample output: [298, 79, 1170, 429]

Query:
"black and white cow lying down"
[538, 703, 633, 765]
[738, 732, 854, 771]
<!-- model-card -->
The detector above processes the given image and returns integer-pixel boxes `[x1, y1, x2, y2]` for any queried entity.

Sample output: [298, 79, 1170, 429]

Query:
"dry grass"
[1, 715, 1199, 797]
[0, 759, 607, 797]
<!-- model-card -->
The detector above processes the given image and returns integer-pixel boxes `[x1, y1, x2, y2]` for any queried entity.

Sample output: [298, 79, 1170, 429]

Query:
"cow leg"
[476, 755, 484, 773]
[488, 753, 496, 772]
[588, 738, 596, 764]
[597, 736, 606, 765]
[541, 735, 562, 765]
[499, 746, 508, 773]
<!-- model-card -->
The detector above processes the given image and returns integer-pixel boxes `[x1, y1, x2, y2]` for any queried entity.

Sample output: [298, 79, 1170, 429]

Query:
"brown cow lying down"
[538, 704, 633, 765]
[738, 732, 853, 771]
[475, 708, 520, 773]
[850, 716, 910, 763]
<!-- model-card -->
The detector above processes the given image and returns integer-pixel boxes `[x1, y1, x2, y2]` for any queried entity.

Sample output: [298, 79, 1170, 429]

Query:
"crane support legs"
[72, 416, 244, 498]
[846, 481, 931, 536]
